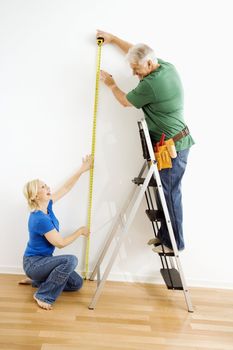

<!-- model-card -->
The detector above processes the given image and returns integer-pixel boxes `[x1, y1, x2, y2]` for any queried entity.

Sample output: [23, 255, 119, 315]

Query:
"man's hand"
[96, 29, 132, 53]
[100, 70, 132, 107]
[96, 29, 114, 44]
[100, 70, 116, 88]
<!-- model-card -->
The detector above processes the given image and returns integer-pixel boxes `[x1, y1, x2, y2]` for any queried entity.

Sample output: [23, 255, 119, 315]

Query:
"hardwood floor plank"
[0, 274, 232, 350]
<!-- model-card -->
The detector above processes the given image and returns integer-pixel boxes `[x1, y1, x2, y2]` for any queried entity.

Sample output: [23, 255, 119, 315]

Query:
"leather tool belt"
[154, 126, 189, 171]
[173, 126, 190, 142]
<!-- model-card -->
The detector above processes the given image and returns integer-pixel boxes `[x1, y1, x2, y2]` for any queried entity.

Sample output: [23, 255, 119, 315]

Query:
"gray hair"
[126, 43, 158, 65]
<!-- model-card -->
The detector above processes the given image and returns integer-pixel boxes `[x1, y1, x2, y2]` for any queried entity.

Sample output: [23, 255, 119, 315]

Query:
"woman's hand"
[52, 155, 93, 203]
[80, 154, 93, 174]
[79, 226, 90, 237]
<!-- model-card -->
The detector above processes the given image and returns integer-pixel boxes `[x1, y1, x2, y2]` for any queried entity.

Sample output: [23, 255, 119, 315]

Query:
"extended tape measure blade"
[84, 40, 103, 279]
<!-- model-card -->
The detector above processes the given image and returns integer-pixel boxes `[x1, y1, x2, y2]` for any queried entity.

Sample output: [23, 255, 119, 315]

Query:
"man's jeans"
[157, 148, 190, 251]
[23, 254, 83, 304]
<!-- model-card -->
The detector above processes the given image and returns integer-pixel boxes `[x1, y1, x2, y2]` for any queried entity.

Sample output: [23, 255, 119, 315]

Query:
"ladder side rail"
[89, 165, 155, 309]
[89, 162, 147, 281]
[89, 185, 137, 281]
[89, 214, 122, 281]
[141, 119, 194, 312]
[97, 268, 101, 286]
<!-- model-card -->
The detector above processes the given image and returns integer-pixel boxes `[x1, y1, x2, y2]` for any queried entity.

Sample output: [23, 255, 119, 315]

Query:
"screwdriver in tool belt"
[159, 133, 166, 146]
[155, 133, 166, 152]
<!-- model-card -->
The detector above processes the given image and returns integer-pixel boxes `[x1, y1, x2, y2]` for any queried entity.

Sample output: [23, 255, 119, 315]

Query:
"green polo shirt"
[126, 59, 194, 151]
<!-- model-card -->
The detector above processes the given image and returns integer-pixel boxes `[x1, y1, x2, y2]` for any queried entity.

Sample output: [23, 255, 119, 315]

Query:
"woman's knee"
[66, 255, 78, 271]
[64, 272, 83, 291]
[74, 274, 83, 290]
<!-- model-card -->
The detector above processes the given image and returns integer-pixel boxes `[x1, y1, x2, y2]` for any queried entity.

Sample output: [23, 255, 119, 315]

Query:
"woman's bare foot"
[18, 277, 32, 285]
[33, 294, 52, 310]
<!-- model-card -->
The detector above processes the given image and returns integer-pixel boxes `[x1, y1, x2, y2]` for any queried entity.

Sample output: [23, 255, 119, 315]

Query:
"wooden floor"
[0, 274, 232, 350]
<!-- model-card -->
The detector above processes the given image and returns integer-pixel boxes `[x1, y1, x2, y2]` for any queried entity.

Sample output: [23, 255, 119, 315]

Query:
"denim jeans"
[157, 148, 190, 251]
[23, 254, 83, 304]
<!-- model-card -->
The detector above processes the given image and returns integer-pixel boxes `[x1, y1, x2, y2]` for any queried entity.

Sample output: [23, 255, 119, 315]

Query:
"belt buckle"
[182, 127, 189, 137]
[181, 129, 186, 137]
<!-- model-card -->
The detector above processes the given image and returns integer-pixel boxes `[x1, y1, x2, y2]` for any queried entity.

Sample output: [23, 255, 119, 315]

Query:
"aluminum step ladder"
[89, 118, 194, 312]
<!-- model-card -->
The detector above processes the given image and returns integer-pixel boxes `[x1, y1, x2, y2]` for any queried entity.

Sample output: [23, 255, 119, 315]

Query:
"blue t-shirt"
[24, 200, 59, 257]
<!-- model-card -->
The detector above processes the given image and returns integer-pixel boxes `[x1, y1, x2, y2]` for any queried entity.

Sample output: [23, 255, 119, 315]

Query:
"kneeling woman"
[21, 155, 92, 310]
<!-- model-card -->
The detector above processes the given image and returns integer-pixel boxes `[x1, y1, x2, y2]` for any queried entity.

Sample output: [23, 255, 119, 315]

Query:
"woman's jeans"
[23, 254, 83, 304]
[157, 148, 190, 251]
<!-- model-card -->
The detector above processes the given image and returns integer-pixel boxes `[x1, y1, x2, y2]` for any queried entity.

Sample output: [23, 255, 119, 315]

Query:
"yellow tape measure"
[84, 37, 104, 279]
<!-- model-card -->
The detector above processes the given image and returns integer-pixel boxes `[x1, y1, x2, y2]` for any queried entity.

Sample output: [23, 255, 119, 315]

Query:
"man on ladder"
[96, 29, 194, 254]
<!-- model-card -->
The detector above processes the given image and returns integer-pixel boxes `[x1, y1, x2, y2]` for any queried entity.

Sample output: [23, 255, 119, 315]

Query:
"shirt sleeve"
[126, 79, 155, 109]
[35, 216, 55, 236]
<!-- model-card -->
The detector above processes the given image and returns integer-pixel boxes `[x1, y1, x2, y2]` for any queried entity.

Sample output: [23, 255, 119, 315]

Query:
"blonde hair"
[126, 43, 158, 65]
[23, 179, 40, 211]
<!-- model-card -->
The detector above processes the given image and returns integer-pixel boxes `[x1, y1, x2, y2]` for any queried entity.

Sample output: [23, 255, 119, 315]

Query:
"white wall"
[0, 0, 232, 289]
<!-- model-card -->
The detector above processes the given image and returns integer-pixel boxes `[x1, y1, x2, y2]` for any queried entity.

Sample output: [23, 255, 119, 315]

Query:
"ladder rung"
[132, 177, 157, 187]
[157, 251, 175, 257]
[160, 268, 183, 290]
[146, 209, 164, 222]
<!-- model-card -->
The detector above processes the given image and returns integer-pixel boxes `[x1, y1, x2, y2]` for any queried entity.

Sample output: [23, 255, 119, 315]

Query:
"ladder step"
[146, 209, 164, 222]
[132, 177, 157, 187]
[160, 268, 183, 290]
[160, 268, 184, 290]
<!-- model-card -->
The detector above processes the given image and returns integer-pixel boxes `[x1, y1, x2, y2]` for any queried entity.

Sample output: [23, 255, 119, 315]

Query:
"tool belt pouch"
[165, 139, 177, 159]
[155, 145, 172, 171]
